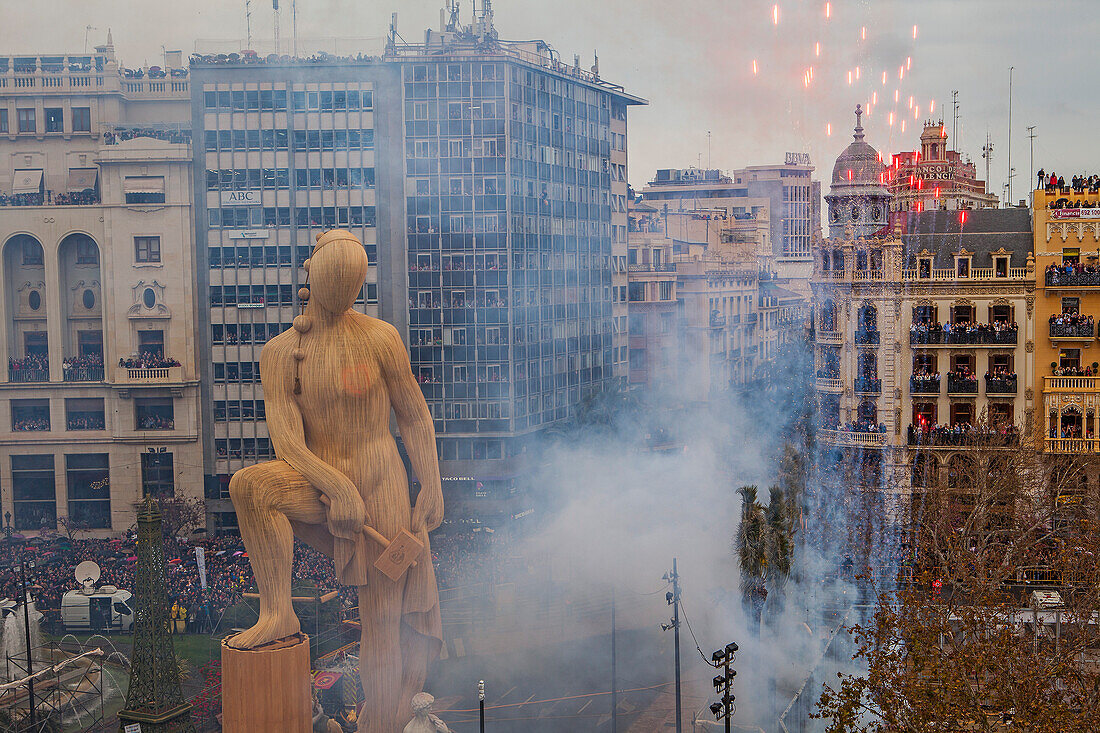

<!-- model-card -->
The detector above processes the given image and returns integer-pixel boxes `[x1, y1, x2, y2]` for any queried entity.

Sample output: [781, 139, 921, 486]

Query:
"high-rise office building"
[0, 36, 203, 534]
[192, 7, 644, 522]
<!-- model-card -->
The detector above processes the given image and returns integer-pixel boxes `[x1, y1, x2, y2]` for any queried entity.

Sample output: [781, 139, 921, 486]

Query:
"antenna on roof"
[245, 0, 253, 50]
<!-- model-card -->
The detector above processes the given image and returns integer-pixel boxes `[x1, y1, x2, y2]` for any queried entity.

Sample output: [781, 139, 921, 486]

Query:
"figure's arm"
[260, 340, 364, 538]
[377, 320, 444, 532]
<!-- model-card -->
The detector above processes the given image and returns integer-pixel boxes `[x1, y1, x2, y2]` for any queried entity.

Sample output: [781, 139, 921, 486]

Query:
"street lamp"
[2, 511, 36, 727]
[707, 642, 738, 733]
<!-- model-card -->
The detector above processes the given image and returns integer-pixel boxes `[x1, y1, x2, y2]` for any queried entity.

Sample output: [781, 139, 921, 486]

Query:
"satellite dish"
[75, 561, 101, 590]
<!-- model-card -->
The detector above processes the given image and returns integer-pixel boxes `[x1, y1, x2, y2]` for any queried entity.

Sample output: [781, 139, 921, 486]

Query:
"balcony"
[1045, 268, 1100, 288]
[854, 330, 880, 345]
[820, 429, 887, 448]
[902, 267, 1029, 281]
[709, 313, 726, 328]
[817, 330, 842, 345]
[1049, 321, 1094, 340]
[7, 366, 48, 383]
[815, 377, 843, 392]
[908, 425, 1020, 448]
[115, 365, 184, 384]
[854, 377, 881, 394]
[909, 326, 1018, 346]
[946, 374, 979, 395]
[985, 375, 1018, 394]
[62, 365, 104, 382]
[1045, 376, 1100, 392]
[1046, 437, 1099, 454]
[910, 376, 940, 394]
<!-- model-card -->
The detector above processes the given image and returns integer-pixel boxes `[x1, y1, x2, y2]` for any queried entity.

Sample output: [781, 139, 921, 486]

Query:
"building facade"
[812, 208, 1035, 514]
[627, 206, 807, 398]
[886, 121, 999, 213]
[191, 8, 644, 522]
[0, 38, 203, 534]
[1033, 184, 1100, 454]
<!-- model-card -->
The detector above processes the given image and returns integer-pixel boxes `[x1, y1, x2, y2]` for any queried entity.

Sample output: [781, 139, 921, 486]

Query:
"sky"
[4, 0, 1099, 198]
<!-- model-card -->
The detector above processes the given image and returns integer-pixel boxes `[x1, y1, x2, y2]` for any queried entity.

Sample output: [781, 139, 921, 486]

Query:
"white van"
[61, 587, 134, 632]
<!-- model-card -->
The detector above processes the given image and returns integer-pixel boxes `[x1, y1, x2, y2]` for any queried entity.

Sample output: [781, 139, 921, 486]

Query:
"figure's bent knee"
[229, 462, 282, 509]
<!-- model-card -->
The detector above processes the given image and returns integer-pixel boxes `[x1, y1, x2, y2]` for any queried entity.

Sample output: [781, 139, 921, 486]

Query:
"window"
[138, 330, 165, 357]
[17, 108, 35, 133]
[12, 455, 55, 530]
[1062, 297, 1080, 315]
[22, 239, 43, 265]
[994, 255, 1009, 278]
[66, 398, 104, 430]
[141, 452, 174, 498]
[918, 257, 932, 279]
[45, 108, 63, 133]
[135, 236, 161, 263]
[955, 256, 970, 278]
[66, 453, 110, 529]
[77, 330, 102, 358]
[0, 109, 7, 133]
[135, 397, 174, 430]
[11, 399, 49, 431]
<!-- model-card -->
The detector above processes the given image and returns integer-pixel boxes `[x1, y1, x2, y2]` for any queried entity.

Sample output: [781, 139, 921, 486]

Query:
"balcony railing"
[1045, 269, 1100, 288]
[910, 377, 940, 394]
[8, 366, 49, 383]
[854, 330, 880, 345]
[62, 366, 104, 382]
[815, 377, 843, 392]
[817, 330, 842, 344]
[1046, 437, 1099, 454]
[115, 365, 184, 384]
[946, 375, 979, 394]
[820, 429, 887, 448]
[909, 327, 1018, 346]
[854, 377, 881, 394]
[908, 426, 1021, 447]
[901, 267, 1029, 281]
[1049, 322, 1094, 339]
[986, 375, 1018, 394]
[1045, 376, 1100, 391]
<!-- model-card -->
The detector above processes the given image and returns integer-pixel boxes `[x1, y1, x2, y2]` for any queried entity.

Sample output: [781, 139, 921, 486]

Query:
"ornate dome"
[831, 105, 885, 186]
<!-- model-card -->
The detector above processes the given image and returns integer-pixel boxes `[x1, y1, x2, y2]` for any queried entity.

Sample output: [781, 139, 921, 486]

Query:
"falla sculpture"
[225, 229, 444, 733]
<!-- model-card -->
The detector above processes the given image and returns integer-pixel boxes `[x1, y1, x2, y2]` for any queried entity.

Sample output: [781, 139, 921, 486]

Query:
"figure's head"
[305, 229, 368, 314]
[410, 692, 435, 715]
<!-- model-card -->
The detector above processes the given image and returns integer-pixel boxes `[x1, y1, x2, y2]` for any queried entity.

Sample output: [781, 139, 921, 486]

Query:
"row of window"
[205, 167, 376, 190]
[10, 452, 174, 530]
[214, 399, 266, 421]
[1, 107, 91, 135]
[202, 88, 376, 112]
[9, 397, 173, 432]
[212, 322, 291, 344]
[202, 128, 375, 151]
[209, 205, 376, 228]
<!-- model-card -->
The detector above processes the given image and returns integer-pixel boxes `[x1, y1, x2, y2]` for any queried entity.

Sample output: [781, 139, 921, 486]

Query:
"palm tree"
[736, 485, 768, 633]
[764, 485, 794, 617]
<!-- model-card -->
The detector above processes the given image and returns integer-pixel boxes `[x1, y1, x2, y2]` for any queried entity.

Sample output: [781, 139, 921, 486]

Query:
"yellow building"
[1033, 184, 1100, 453]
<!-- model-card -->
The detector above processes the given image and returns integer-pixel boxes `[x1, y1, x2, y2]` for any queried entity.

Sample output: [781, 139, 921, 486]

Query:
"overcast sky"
[4, 0, 1098, 198]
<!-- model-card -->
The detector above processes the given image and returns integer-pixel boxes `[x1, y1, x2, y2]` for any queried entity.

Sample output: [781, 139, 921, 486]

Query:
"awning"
[67, 168, 98, 192]
[12, 170, 43, 195]
[123, 176, 165, 195]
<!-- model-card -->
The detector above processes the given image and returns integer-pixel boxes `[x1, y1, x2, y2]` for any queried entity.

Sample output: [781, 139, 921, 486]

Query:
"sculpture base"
[221, 632, 312, 733]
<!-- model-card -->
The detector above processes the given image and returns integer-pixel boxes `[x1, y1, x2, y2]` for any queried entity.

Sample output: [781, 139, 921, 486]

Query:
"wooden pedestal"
[221, 633, 312, 733]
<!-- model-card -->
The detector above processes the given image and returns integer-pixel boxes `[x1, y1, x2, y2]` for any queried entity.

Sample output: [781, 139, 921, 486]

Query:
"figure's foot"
[227, 609, 300, 650]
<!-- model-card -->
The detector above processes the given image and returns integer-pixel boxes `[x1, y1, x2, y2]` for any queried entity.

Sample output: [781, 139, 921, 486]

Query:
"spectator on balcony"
[138, 414, 175, 430]
[120, 352, 181, 369]
[8, 354, 49, 375]
[13, 417, 49, 431]
[1037, 169, 1045, 191]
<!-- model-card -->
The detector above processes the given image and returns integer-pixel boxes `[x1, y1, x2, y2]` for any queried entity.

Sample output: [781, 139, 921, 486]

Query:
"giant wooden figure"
[227, 230, 444, 732]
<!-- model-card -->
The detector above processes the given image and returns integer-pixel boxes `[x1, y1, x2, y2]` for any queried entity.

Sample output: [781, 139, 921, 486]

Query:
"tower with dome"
[825, 105, 891, 238]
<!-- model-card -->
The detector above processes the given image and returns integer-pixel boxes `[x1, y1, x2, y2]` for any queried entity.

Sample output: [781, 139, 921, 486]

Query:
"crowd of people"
[985, 367, 1017, 392]
[946, 368, 978, 390]
[836, 420, 887, 434]
[909, 321, 1018, 344]
[1045, 261, 1100, 286]
[0, 526, 513, 634]
[190, 51, 382, 67]
[1040, 169, 1100, 195]
[120, 353, 181, 369]
[0, 190, 99, 208]
[908, 422, 1020, 447]
[1050, 424, 1090, 440]
[1051, 363, 1095, 377]
[8, 355, 49, 380]
[138, 414, 175, 430]
[67, 415, 105, 430]
[103, 128, 191, 146]
[12, 415, 49, 431]
[1049, 312, 1094, 338]
[62, 354, 104, 380]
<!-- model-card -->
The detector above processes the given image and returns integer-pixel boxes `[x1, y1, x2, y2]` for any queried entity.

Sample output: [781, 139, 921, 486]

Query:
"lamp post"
[3, 511, 36, 727]
[478, 679, 485, 733]
[707, 642, 739, 733]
